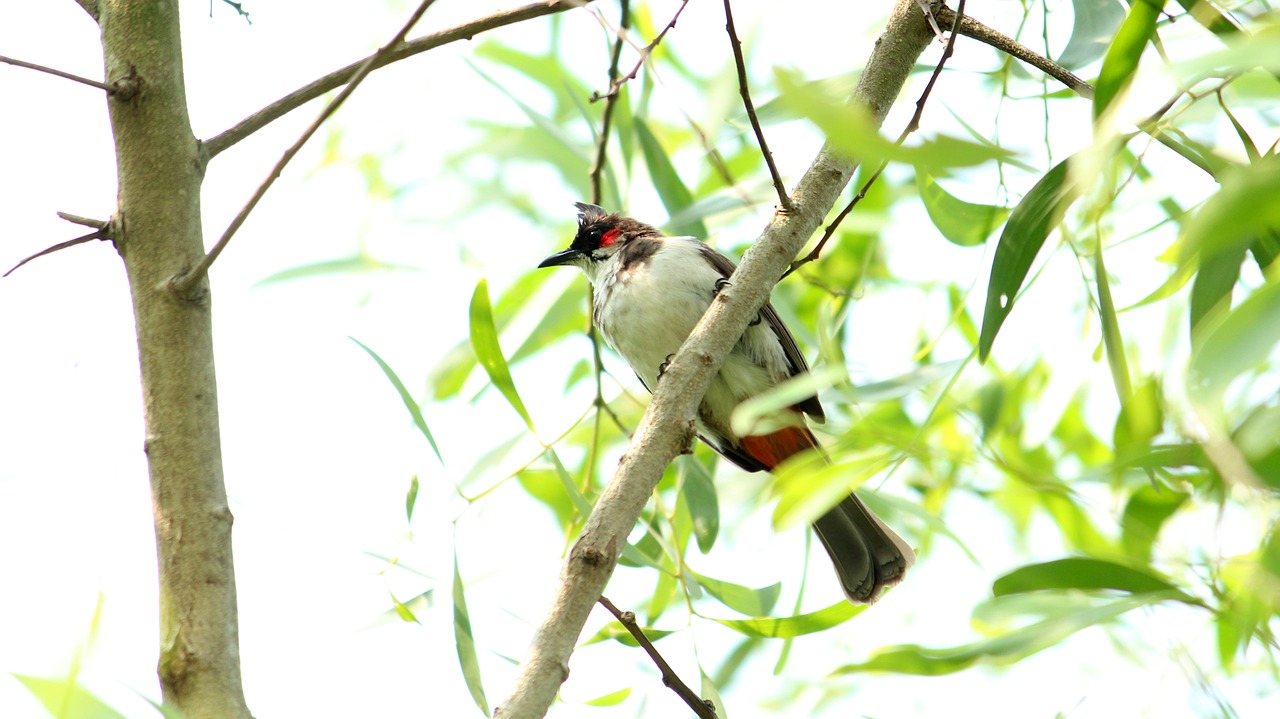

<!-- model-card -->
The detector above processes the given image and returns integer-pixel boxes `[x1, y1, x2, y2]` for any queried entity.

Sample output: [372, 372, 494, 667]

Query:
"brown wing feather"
[694, 242, 826, 422]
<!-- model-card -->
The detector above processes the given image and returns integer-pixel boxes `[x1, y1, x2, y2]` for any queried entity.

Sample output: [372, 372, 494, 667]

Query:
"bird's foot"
[657, 353, 675, 382]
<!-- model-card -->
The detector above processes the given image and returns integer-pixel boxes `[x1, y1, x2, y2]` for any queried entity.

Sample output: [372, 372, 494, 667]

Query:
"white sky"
[0, 1, 1274, 717]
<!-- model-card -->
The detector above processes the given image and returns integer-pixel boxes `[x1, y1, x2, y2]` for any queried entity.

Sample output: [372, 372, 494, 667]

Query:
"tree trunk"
[99, 2, 251, 716]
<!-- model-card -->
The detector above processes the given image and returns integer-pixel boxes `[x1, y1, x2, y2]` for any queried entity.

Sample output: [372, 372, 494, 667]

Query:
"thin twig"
[723, 0, 791, 212]
[589, 0, 691, 102]
[204, 1, 597, 160]
[4, 229, 108, 278]
[934, 2, 1094, 98]
[783, 0, 967, 279]
[56, 212, 110, 230]
[171, 0, 441, 296]
[0, 54, 115, 93]
[597, 596, 716, 719]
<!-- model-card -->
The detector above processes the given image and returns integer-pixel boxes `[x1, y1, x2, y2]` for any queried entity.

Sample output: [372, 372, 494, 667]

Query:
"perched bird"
[538, 203, 913, 603]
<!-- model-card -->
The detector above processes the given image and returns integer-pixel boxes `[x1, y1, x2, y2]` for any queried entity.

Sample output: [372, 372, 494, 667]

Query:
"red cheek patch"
[600, 228, 622, 247]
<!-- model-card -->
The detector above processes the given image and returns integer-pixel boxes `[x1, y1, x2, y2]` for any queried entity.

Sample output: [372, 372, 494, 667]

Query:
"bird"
[538, 202, 913, 603]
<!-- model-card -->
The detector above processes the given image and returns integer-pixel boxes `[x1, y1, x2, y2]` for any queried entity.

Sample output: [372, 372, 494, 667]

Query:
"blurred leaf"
[1174, 23, 1280, 81]
[470, 279, 536, 432]
[1179, 156, 1280, 277]
[687, 568, 782, 616]
[634, 119, 708, 238]
[1057, 0, 1127, 69]
[1113, 378, 1163, 458]
[547, 449, 595, 518]
[706, 600, 865, 638]
[351, 338, 443, 464]
[833, 360, 966, 404]
[508, 280, 586, 365]
[473, 41, 591, 114]
[1094, 0, 1161, 118]
[836, 595, 1155, 675]
[1121, 485, 1189, 562]
[13, 674, 126, 719]
[700, 668, 728, 719]
[678, 455, 720, 553]
[732, 364, 847, 436]
[581, 622, 676, 648]
[453, 554, 490, 717]
[1094, 248, 1132, 401]
[993, 558, 1194, 601]
[255, 254, 419, 286]
[405, 475, 420, 525]
[1190, 242, 1245, 332]
[917, 172, 1009, 247]
[775, 68, 1015, 173]
[583, 688, 632, 707]
[1234, 403, 1280, 490]
[1174, 0, 1242, 38]
[979, 157, 1083, 361]
[1187, 277, 1280, 408]
[390, 590, 424, 624]
[772, 452, 892, 531]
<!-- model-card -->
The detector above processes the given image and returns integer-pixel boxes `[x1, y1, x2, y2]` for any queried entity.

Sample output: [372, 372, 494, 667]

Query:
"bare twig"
[0, 54, 114, 93]
[589, 0, 691, 102]
[56, 212, 110, 230]
[170, 0, 440, 296]
[204, 1, 597, 160]
[4, 229, 108, 278]
[597, 596, 717, 719]
[783, 0, 967, 279]
[934, 2, 1094, 98]
[724, 0, 791, 212]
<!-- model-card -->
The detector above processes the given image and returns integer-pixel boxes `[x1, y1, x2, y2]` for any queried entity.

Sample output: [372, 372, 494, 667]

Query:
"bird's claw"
[712, 278, 730, 297]
[657, 353, 675, 381]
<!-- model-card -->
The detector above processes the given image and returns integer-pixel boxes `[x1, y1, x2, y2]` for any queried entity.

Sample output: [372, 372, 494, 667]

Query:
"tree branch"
[492, 2, 935, 716]
[598, 596, 716, 719]
[170, 0, 441, 297]
[934, 2, 1094, 98]
[203, 0, 596, 160]
[724, 0, 791, 212]
[0, 54, 114, 93]
[73, 0, 99, 21]
[588, 0, 690, 102]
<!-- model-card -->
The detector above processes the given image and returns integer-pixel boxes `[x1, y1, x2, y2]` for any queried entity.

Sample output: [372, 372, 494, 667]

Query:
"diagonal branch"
[598, 596, 716, 719]
[492, 2, 936, 716]
[589, 0, 691, 102]
[204, 0, 597, 160]
[0, 54, 115, 93]
[170, 0, 441, 296]
[724, 0, 791, 212]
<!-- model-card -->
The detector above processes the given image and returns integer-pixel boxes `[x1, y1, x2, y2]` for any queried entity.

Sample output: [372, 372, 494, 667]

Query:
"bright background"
[2, 1, 1277, 717]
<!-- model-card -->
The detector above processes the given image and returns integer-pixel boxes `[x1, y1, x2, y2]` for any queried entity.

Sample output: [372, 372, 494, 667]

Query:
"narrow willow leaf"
[405, 474, 420, 525]
[992, 558, 1193, 602]
[1187, 278, 1280, 407]
[1093, 0, 1161, 118]
[917, 172, 1009, 247]
[634, 119, 708, 239]
[687, 568, 781, 617]
[678, 455, 720, 553]
[1112, 378, 1163, 457]
[1094, 247, 1132, 401]
[583, 688, 632, 707]
[453, 555, 490, 716]
[836, 595, 1155, 676]
[13, 674, 128, 719]
[1189, 243, 1246, 332]
[1057, 0, 1127, 69]
[1121, 485, 1189, 562]
[390, 590, 423, 624]
[772, 453, 892, 531]
[731, 364, 847, 437]
[706, 600, 865, 638]
[700, 668, 728, 719]
[1179, 157, 1280, 273]
[255, 254, 419, 286]
[978, 157, 1082, 361]
[469, 279, 535, 432]
[1174, 0, 1243, 38]
[581, 622, 676, 648]
[351, 338, 444, 463]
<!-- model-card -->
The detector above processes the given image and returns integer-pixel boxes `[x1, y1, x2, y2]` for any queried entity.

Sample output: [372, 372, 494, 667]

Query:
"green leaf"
[677, 455, 719, 553]
[700, 668, 728, 719]
[581, 622, 676, 648]
[772, 452, 892, 531]
[1113, 378, 1163, 457]
[836, 595, 1155, 676]
[1093, 0, 1162, 118]
[469, 279, 535, 432]
[705, 600, 865, 638]
[351, 338, 443, 463]
[731, 364, 847, 437]
[979, 157, 1083, 361]
[1121, 485, 1189, 562]
[634, 119, 707, 238]
[1057, 0, 1127, 69]
[583, 688, 632, 707]
[13, 674, 128, 719]
[405, 475, 420, 525]
[1187, 277, 1280, 408]
[453, 554, 490, 717]
[917, 172, 1009, 247]
[255, 254, 419, 286]
[992, 558, 1191, 600]
[1094, 247, 1132, 401]
[1189, 243, 1246, 332]
[1179, 156, 1280, 275]
[687, 568, 781, 616]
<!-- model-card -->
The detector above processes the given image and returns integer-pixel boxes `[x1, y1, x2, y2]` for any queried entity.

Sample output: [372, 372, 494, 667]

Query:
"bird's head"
[538, 203, 661, 279]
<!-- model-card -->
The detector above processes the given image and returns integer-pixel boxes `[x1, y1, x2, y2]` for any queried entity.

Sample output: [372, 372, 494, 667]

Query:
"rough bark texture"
[494, 2, 935, 716]
[99, 2, 251, 717]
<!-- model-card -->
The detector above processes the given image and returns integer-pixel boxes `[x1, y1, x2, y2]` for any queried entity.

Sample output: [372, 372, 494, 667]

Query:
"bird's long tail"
[739, 427, 914, 603]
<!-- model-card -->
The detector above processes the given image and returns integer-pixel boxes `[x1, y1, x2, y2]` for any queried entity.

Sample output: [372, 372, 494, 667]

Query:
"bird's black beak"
[538, 247, 582, 268]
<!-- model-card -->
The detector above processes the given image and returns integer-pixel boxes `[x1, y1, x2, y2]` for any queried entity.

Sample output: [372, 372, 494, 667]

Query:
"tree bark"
[494, 1, 935, 716]
[99, 2, 251, 716]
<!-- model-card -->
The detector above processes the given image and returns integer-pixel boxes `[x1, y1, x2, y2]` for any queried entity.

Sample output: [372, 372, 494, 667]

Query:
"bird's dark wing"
[694, 242, 825, 422]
